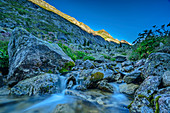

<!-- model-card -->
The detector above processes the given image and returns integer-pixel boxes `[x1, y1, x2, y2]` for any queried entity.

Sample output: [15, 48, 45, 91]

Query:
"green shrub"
[83, 56, 95, 61]
[102, 54, 111, 60]
[58, 43, 77, 61]
[111, 58, 116, 61]
[75, 51, 87, 59]
[0, 41, 9, 68]
[59, 61, 75, 73]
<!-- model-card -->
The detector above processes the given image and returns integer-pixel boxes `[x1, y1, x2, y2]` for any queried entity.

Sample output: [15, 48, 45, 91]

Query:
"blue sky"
[44, 0, 170, 43]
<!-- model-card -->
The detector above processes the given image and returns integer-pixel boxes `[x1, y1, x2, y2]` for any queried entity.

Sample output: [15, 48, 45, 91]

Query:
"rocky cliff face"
[0, 0, 130, 47]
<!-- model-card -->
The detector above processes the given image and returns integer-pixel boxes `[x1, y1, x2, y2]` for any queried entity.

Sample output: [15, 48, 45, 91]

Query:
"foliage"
[0, 41, 9, 68]
[59, 61, 75, 73]
[111, 58, 116, 61]
[83, 56, 95, 61]
[130, 23, 170, 61]
[75, 51, 87, 59]
[58, 43, 94, 61]
[102, 54, 111, 60]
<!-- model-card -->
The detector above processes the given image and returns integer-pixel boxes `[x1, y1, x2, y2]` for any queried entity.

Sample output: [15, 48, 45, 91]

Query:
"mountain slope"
[28, 0, 129, 45]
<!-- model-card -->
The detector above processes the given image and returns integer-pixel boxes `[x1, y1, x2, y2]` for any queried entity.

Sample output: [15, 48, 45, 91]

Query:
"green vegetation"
[111, 58, 116, 61]
[127, 101, 134, 109]
[0, 41, 9, 68]
[130, 23, 170, 61]
[59, 61, 75, 73]
[83, 56, 95, 61]
[102, 54, 111, 60]
[90, 72, 104, 82]
[155, 96, 161, 113]
[58, 43, 95, 61]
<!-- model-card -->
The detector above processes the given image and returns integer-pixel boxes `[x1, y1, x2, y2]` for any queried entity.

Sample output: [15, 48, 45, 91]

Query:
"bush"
[75, 51, 87, 59]
[0, 41, 9, 68]
[58, 43, 77, 61]
[83, 56, 95, 61]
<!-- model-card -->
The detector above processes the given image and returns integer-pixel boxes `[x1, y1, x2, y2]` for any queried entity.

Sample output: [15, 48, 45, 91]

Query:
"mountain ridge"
[28, 0, 130, 45]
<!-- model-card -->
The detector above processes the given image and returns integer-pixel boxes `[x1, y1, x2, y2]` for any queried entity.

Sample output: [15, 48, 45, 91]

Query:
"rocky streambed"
[0, 28, 169, 113]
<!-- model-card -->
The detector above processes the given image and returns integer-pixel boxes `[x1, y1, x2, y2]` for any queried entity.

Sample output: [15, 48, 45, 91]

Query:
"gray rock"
[81, 60, 95, 69]
[135, 76, 161, 98]
[115, 56, 126, 63]
[123, 69, 142, 84]
[73, 85, 87, 91]
[10, 73, 60, 96]
[119, 83, 139, 95]
[154, 87, 170, 113]
[142, 53, 170, 79]
[66, 75, 76, 89]
[134, 59, 146, 67]
[8, 28, 73, 86]
[141, 106, 154, 113]
[97, 80, 114, 93]
[162, 71, 170, 87]
[94, 55, 105, 63]
[123, 65, 134, 72]
[0, 86, 10, 96]
[121, 61, 132, 67]
[130, 96, 153, 113]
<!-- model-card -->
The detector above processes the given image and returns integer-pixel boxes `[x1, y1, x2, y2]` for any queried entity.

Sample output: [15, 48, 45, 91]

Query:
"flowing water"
[0, 76, 132, 113]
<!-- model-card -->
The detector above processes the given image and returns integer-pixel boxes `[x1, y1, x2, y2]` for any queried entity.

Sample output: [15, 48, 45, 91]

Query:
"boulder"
[142, 53, 170, 79]
[7, 28, 73, 86]
[134, 59, 145, 67]
[162, 71, 170, 87]
[123, 69, 142, 84]
[97, 80, 114, 93]
[153, 87, 170, 113]
[115, 56, 126, 63]
[123, 65, 134, 72]
[135, 76, 161, 98]
[119, 83, 139, 95]
[121, 61, 132, 67]
[130, 96, 153, 113]
[10, 73, 60, 96]
[81, 60, 95, 69]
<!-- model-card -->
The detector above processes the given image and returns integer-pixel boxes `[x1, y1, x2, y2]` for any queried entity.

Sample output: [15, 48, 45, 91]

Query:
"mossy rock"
[90, 72, 104, 82]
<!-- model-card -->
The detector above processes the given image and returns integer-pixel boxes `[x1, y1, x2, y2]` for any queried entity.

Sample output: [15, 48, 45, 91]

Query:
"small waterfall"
[59, 76, 67, 93]
[110, 83, 129, 107]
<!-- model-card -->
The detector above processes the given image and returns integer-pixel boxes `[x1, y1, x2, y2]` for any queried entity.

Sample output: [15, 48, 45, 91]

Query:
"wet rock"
[97, 80, 114, 93]
[66, 75, 76, 89]
[135, 76, 161, 98]
[162, 71, 170, 87]
[73, 85, 87, 91]
[81, 60, 95, 69]
[119, 83, 139, 95]
[115, 56, 126, 63]
[123, 69, 142, 84]
[7, 28, 73, 86]
[0, 86, 10, 96]
[142, 53, 170, 79]
[10, 73, 60, 96]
